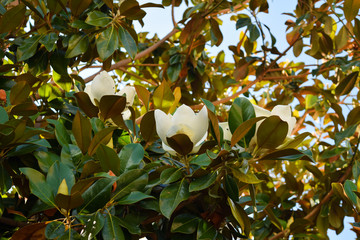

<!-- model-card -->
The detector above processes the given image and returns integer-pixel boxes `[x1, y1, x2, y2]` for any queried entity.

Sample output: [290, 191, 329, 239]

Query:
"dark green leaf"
[45, 221, 65, 239]
[335, 71, 359, 96]
[96, 26, 119, 60]
[189, 172, 217, 192]
[257, 116, 288, 149]
[65, 34, 89, 58]
[118, 26, 137, 59]
[112, 169, 148, 200]
[335, 124, 358, 145]
[117, 191, 154, 205]
[0, 4, 26, 33]
[34, 151, 60, 173]
[227, 198, 251, 237]
[47, 119, 71, 147]
[17, 35, 42, 61]
[197, 220, 217, 240]
[161, 168, 184, 184]
[39, 33, 58, 52]
[85, 11, 111, 26]
[236, 17, 251, 29]
[102, 213, 125, 240]
[47, 161, 75, 195]
[171, 213, 200, 234]
[160, 179, 190, 219]
[88, 127, 117, 156]
[96, 144, 121, 176]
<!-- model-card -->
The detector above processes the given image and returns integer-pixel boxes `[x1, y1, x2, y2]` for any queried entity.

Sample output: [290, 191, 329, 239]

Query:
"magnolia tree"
[1, 0, 360, 239]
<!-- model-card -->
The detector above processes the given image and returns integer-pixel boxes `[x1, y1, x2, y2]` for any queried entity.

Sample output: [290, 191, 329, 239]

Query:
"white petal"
[253, 104, 271, 117]
[162, 142, 177, 156]
[219, 122, 232, 141]
[84, 84, 96, 105]
[187, 106, 209, 144]
[122, 109, 131, 120]
[172, 105, 197, 126]
[118, 86, 136, 106]
[271, 105, 296, 136]
[91, 71, 116, 102]
[154, 109, 172, 145]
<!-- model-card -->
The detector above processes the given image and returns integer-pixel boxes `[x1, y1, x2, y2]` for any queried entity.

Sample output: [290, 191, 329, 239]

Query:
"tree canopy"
[0, 0, 360, 239]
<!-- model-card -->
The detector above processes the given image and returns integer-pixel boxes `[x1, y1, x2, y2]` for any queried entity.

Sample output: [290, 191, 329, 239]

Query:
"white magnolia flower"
[253, 104, 296, 137]
[219, 122, 232, 142]
[84, 71, 135, 119]
[154, 105, 208, 155]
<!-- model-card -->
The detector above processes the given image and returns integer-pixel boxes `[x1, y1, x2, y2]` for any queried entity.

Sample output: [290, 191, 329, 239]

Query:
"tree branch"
[84, 28, 179, 83]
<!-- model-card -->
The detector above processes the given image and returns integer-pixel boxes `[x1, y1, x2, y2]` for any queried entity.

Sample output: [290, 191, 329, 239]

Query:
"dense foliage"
[0, 0, 360, 239]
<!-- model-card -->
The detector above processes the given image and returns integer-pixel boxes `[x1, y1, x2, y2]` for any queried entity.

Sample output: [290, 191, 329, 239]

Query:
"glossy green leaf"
[74, 92, 99, 118]
[344, 180, 360, 210]
[96, 144, 121, 176]
[248, 23, 260, 42]
[39, 33, 58, 52]
[47, 119, 71, 147]
[65, 34, 89, 58]
[10, 81, 30, 105]
[102, 213, 125, 240]
[112, 169, 148, 200]
[70, 0, 92, 16]
[236, 17, 251, 29]
[256, 116, 288, 149]
[225, 175, 239, 202]
[96, 26, 119, 60]
[45, 221, 65, 239]
[227, 198, 251, 237]
[81, 177, 115, 213]
[228, 97, 256, 147]
[47, 161, 75, 195]
[117, 191, 154, 205]
[0, 4, 26, 33]
[80, 211, 105, 239]
[34, 151, 60, 173]
[161, 168, 184, 184]
[231, 116, 265, 148]
[85, 11, 111, 26]
[335, 124, 357, 146]
[171, 213, 200, 234]
[17, 35, 42, 61]
[119, 143, 144, 173]
[88, 127, 117, 156]
[189, 172, 217, 192]
[160, 179, 190, 219]
[231, 168, 262, 184]
[0, 107, 8, 124]
[197, 220, 217, 240]
[118, 26, 137, 59]
[19, 168, 55, 206]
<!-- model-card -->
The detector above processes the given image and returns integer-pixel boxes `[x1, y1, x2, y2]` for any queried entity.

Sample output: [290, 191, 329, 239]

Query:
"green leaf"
[119, 143, 144, 173]
[85, 11, 111, 26]
[344, 0, 360, 22]
[102, 213, 125, 240]
[99, 95, 127, 122]
[231, 116, 266, 148]
[118, 26, 137, 59]
[228, 97, 256, 147]
[81, 177, 115, 213]
[117, 191, 154, 205]
[335, 26, 349, 50]
[96, 26, 119, 60]
[0, 107, 8, 124]
[34, 151, 60, 173]
[189, 172, 217, 192]
[161, 168, 184, 184]
[171, 213, 200, 234]
[47, 161, 75, 195]
[116, 215, 141, 235]
[47, 119, 71, 147]
[88, 127, 117, 156]
[70, 0, 92, 16]
[344, 180, 360, 210]
[72, 111, 92, 155]
[225, 175, 239, 202]
[160, 179, 190, 219]
[259, 148, 314, 162]
[45, 221, 65, 239]
[10, 81, 31, 105]
[53, 70, 72, 92]
[227, 198, 251, 237]
[332, 182, 354, 210]
[248, 23, 260, 42]
[17, 35, 42, 61]
[112, 169, 148, 200]
[39, 33, 58, 52]
[65, 34, 89, 58]
[231, 168, 262, 184]
[19, 168, 55, 206]
[153, 80, 175, 113]
[197, 220, 217, 240]
[80, 211, 105, 239]
[0, 4, 26, 33]
[96, 144, 121, 176]
[167, 63, 182, 82]
[335, 125, 358, 145]
[236, 17, 251, 29]
[256, 116, 288, 149]
[335, 71, 359, 96]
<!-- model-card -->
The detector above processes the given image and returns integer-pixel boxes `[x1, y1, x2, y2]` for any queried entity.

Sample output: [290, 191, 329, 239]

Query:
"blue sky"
[135, 0, 356, 239]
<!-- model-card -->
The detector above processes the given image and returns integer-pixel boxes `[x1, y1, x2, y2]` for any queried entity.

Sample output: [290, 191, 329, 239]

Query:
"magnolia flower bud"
[154, 105, 208, 155]
[83, 71, 135, 120]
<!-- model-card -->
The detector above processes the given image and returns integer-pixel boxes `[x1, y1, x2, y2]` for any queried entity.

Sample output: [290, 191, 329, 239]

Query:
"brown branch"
[84, 28, 179, 83]
[209, 1, 249, 16]
[117, 67, 158, 86]
[269, 137, 360, 240]
[191, 35, 301, 110]
[0, 217, 28, 227]
[262, 72, 309, 80]
[171, 0, 177, 27]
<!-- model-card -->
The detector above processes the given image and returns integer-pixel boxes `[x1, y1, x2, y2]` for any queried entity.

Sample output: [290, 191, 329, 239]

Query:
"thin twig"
[171, 0, 177, 27]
